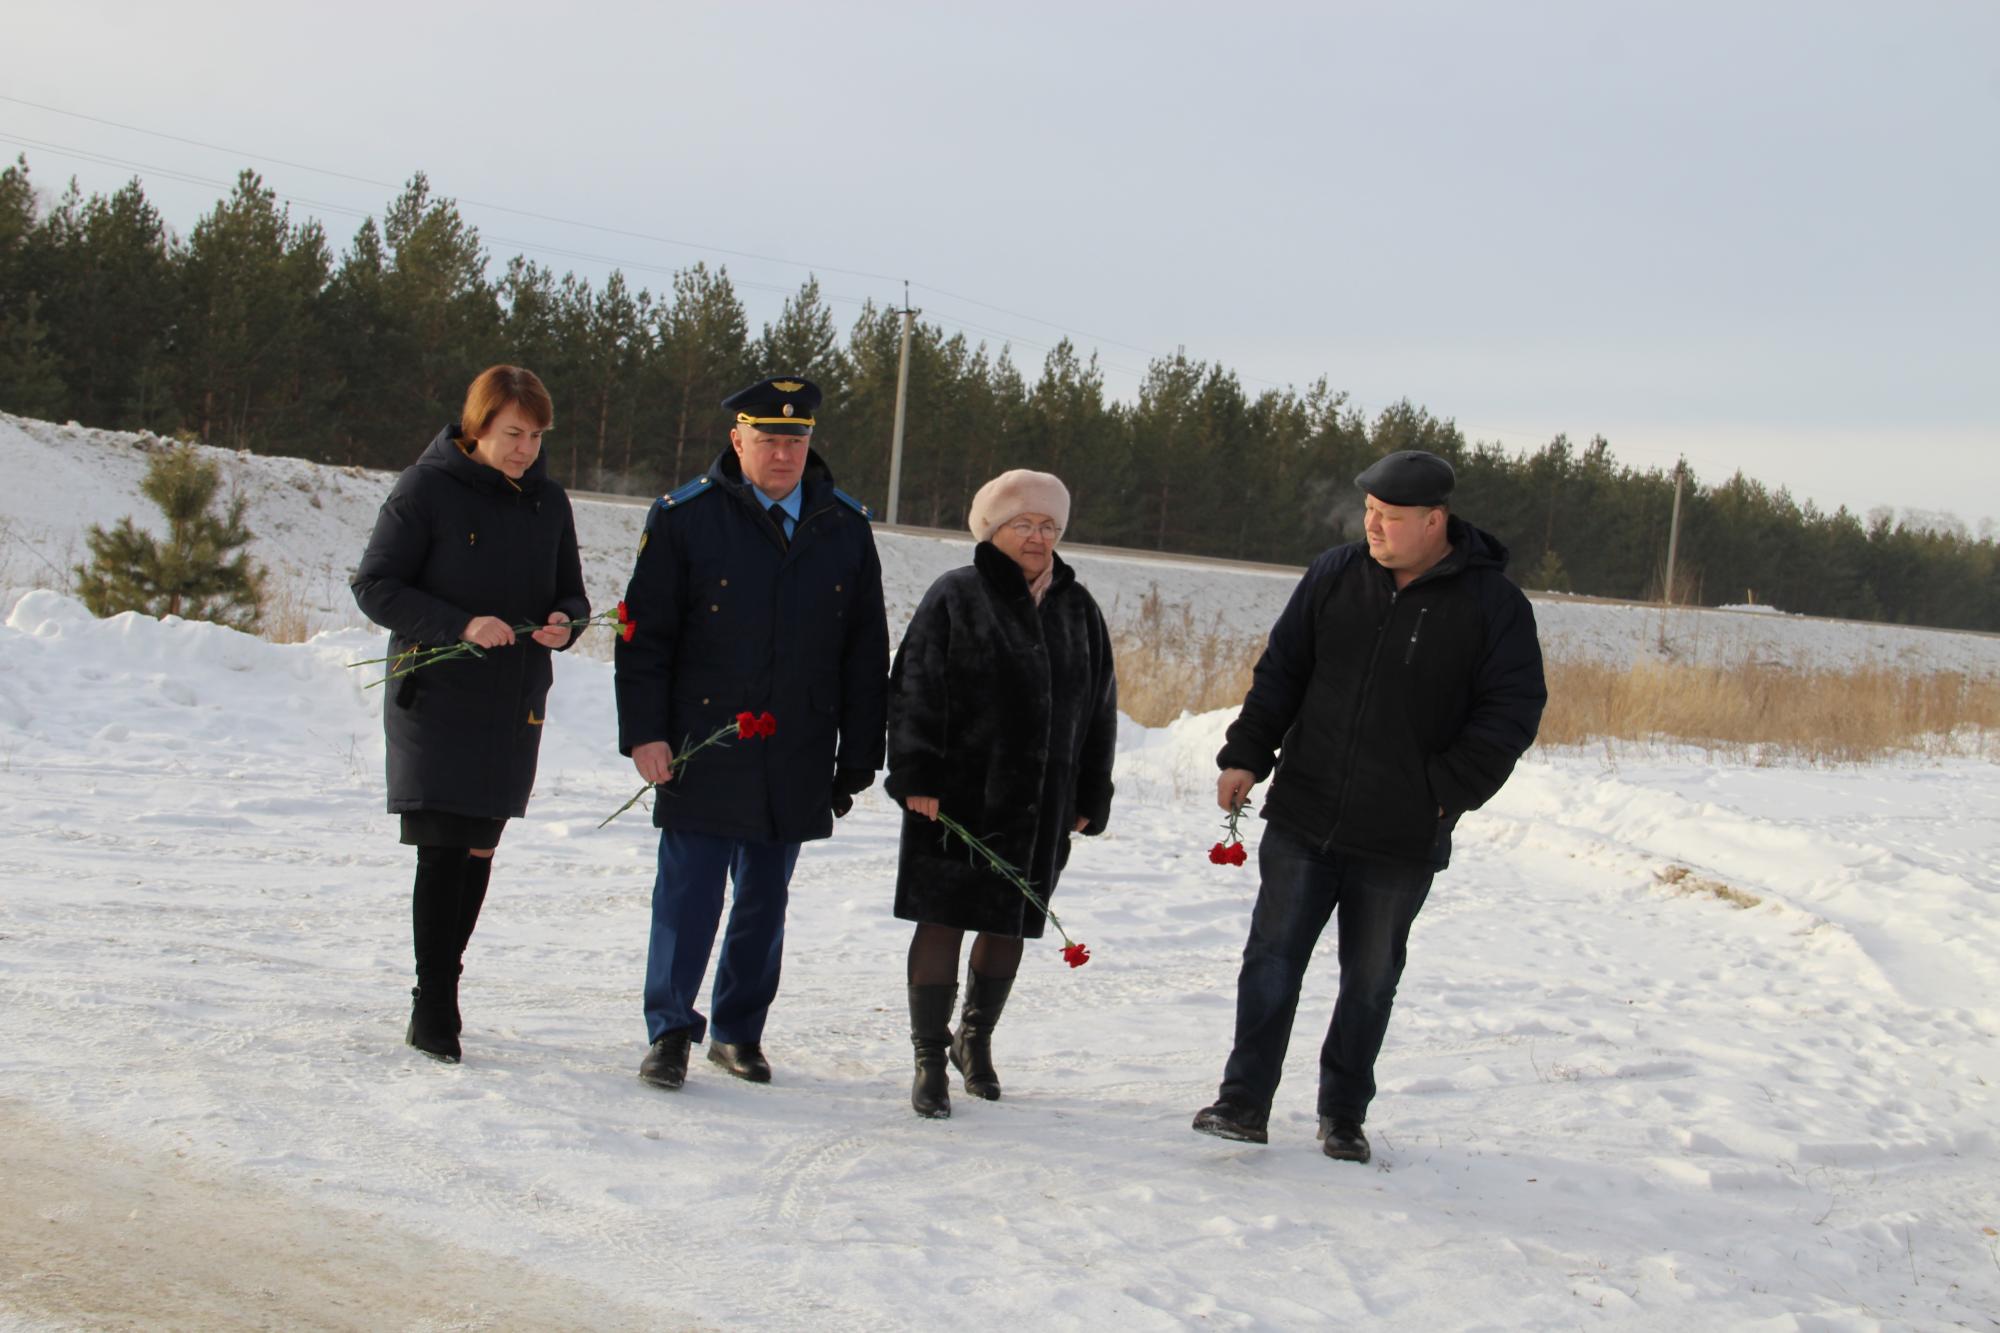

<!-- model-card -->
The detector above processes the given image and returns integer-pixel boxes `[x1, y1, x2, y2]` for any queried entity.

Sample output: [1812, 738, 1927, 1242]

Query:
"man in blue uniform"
[614, 376, 889, 1090]
[1191, 450, 1546, 1163]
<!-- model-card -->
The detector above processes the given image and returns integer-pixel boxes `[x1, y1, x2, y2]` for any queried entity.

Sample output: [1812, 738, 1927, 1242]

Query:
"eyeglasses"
[1003, 519, 1062, 540]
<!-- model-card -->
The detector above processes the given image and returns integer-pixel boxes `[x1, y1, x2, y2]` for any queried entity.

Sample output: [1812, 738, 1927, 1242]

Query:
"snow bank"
[2, 585, 1996, 1328]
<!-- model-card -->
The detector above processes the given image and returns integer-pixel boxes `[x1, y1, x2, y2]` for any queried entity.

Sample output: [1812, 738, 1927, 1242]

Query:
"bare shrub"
[0, 517, 79, 595]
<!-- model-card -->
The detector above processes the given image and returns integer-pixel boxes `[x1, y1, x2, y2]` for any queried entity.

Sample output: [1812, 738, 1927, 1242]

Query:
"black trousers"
[1218, 822, 1433, 1123]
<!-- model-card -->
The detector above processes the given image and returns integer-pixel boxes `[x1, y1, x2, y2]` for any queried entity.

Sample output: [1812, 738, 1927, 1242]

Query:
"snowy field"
[2, 412, 1999, 1330]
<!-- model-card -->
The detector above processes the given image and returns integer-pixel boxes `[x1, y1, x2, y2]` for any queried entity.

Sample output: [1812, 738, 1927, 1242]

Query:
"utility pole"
[885, 282, 920, 525]
[1663, 457, 1686, 605]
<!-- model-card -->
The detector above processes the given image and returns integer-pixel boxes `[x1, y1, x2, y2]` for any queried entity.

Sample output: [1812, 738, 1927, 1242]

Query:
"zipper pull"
[1403, 607, 1428, 664]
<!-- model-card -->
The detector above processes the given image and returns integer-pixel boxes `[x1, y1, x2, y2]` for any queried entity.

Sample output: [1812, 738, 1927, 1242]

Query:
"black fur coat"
[885, 544, 1117, 937]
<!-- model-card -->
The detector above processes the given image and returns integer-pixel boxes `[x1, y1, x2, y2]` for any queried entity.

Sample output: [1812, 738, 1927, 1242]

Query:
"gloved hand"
[830, 767, 874, 818]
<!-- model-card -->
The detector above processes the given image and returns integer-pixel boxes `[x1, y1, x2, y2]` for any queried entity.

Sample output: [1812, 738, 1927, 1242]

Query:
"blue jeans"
[643, 830, 801, 1045]
[1218, 822, 1433, 1123]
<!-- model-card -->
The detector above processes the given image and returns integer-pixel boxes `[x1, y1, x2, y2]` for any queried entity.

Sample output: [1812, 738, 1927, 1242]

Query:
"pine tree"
[0, 157, 65, 416]
[176, 171, 333, 453]
[1528, 548, 1572, 592]
[76, 445, 267, 631]
[322, 217, 400, 466]
[655, 263, 750, 489]
[380, 173, 501, 428]
[35, 176, 178, 428]
[754, 276, 848, 401]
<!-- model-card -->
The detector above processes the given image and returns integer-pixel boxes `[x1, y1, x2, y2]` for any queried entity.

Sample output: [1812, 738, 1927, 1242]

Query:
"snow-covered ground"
[3, 412, 1998, 1329]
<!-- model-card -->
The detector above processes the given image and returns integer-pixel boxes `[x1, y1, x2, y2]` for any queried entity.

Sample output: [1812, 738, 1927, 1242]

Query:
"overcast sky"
[8, 1, 1996, 529]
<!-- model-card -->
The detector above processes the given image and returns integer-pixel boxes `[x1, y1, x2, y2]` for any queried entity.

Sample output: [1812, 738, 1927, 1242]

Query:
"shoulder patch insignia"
[832, 488, 873, 520]
[638, 530, 649, 554]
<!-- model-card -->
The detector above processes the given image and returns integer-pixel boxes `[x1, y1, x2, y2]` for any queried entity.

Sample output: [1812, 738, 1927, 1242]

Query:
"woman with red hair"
[353, 365, 589, 1064]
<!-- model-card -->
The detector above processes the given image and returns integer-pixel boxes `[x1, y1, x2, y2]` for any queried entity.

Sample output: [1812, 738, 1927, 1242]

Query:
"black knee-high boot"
[457, 854, 492, 957]
[950, 967, 1016, 1100]
[408, 846, 466, 1062]
[908, 984, 957, 1118]
[452, 854, 493, 1036]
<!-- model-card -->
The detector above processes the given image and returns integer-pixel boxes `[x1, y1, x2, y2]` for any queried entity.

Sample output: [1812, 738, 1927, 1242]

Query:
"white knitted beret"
[967, 469, 1071, 543]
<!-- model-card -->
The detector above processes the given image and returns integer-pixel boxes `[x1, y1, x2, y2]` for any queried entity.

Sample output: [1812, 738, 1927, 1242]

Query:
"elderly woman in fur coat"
[884, 469, 1118, 1119]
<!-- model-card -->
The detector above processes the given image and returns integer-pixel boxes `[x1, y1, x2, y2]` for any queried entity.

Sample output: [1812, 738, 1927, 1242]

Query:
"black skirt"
[399, 811, 508, 849]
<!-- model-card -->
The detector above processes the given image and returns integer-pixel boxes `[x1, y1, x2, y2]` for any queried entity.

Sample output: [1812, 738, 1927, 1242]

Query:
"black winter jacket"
[1217, 517, 1545, 869]
[613, 448, 889, 844]
[351, 426, 589, 819]
[885, 545, 1117, 937]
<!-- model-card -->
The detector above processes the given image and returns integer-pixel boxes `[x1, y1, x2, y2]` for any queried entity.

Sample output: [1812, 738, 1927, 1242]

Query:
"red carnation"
[1207, 803, 1253, 867]
[616, 600, 636, 641]
[1062, 942, 1091, 968]
[600, 710, 777, 828]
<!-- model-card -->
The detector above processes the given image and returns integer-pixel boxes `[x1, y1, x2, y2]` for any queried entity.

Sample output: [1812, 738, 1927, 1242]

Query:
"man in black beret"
[615, 375, 889, 1091]
[1192, 449, 1547, 1163]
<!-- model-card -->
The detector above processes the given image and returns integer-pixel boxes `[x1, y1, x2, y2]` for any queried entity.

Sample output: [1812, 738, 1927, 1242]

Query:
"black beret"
[722, 376, 821, 435]
[1355, 450, 1455, 506]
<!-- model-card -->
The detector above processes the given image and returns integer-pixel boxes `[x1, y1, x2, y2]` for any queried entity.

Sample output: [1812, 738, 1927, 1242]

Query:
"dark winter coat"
[1217, 516, 1545, 870]
[351, 426, 589, 820]
[613, 447, 889, 844]
[884, 545, 1118, 937]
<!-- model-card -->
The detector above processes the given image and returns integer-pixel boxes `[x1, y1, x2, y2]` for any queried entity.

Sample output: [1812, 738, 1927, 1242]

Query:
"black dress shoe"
[639, 1032, 691, 1090]
[1191, 1099, 1269, 1144]
[1319, 1115, 1371, 1163]
[706, 1041, 772, 1083]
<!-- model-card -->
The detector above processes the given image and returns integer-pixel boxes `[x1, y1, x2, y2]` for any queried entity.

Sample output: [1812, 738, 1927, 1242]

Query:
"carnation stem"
[595, 716, 756, 828]
[933, 811, 1077, 949]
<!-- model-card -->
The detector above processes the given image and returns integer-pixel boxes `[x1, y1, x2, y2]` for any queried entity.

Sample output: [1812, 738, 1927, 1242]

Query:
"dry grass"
[1539, 659, 2000, 764]
[259, 578, 315, 644]
[1656, 864, 1762, 909]
[1108, 612, 2000, 764]
[1111, 586, 1264, 727]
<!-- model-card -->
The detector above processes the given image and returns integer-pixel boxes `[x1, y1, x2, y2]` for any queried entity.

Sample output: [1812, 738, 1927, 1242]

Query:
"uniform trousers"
[1218, 821, 1434, 1123]
[644, 829, 801, 1045]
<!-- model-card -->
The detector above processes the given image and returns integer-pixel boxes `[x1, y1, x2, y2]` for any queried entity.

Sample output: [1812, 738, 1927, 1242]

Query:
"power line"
[0, 96, 1307, 391]
[0, 131, 1155, 380]
[0, 93, 909, 288]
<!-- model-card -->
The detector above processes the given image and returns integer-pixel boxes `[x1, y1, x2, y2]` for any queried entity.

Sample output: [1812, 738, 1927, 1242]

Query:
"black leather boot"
[908, 983, 957, 1119]
[1319, 1115, 1372, 1163]
[409, 847, 465, 1061]
[407, 976, 460, 1062]
[453, 854, 493, 1036]
[949, 967, 1015, 1101]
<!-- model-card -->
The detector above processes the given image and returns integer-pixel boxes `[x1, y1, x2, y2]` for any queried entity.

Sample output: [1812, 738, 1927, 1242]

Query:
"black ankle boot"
[908, 983, 957, 1118]
[407, 976, 461, 1062]
[949, 967, 1015, 1101]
